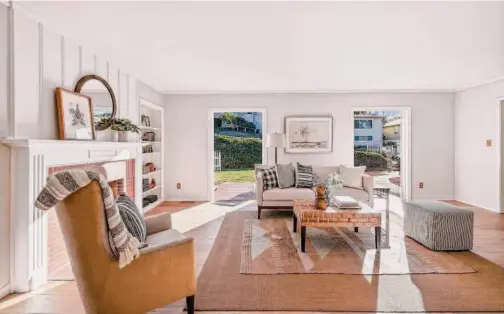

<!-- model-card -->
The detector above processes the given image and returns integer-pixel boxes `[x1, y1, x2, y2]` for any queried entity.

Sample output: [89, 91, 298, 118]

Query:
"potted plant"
[109, 118, 141, 142]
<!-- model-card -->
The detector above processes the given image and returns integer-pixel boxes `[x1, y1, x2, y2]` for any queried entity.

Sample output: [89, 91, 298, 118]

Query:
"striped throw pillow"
[116, 194, 147, 244]
[296, 162, 313, 188]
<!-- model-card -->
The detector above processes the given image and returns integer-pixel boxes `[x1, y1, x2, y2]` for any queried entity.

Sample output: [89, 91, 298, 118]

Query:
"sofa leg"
[186, 295, 195, 314]
[258, 206, 262, 219]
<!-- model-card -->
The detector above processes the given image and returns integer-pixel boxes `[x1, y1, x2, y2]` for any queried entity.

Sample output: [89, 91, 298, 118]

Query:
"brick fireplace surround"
[2, 139, 143, 293]
[47, 160, 136, 280]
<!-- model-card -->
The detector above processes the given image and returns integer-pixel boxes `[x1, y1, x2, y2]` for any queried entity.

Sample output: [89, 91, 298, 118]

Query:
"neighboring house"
[237, 112, 262, 133]
[354, 115, 384, 150]
[383, 118, 401, 141]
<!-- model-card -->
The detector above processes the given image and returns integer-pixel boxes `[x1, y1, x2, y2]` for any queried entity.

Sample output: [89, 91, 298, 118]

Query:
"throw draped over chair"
[55, 181, 196, 314]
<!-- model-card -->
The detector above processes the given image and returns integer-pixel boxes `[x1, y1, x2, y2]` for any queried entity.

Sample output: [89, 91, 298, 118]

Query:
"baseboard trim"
[411, 196, 455, 201]
[0, 283, 10, 299]
[164, 197, 208, 202]
[454, 198, 501, 214]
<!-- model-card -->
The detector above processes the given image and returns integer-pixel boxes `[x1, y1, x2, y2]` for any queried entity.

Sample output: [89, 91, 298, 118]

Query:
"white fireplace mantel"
[1, 138, 143, 293]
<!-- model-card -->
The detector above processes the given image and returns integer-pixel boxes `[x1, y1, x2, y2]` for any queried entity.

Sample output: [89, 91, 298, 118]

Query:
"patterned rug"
[240, 217, 475, 275]
[196, 211, 504, 312]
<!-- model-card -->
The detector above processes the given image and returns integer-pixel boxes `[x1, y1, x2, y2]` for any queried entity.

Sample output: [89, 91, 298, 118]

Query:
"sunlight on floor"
[171, 200, 255, 233]
[0, 281, 66, 310]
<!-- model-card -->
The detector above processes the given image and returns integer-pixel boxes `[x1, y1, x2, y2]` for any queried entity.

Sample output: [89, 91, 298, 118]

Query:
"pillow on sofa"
[339, 165, 366, 190]
[257, 166, 279, 191]
[296, 162, 313, 188]
[276, 163, 296, 188]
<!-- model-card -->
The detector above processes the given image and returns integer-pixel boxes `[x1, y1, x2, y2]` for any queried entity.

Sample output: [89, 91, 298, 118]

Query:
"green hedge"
[354, 151, 388, 170]
[215, 135, 262, 169]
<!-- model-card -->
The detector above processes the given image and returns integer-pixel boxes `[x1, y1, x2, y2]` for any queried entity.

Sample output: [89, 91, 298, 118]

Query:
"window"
[354, 119, 373, 129]
[354, 136, 373, 141]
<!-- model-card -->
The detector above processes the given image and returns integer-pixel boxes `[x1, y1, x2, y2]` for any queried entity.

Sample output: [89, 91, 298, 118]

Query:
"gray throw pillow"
[276, 163, 296, 188]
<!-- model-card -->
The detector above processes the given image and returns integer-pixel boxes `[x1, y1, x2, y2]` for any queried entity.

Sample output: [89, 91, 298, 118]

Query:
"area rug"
[240, 217, 475, 275]
[195, 211, 504, 312]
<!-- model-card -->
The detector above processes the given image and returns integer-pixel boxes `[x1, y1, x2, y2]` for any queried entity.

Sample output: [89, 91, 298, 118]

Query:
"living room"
[1, 1, 504, 314]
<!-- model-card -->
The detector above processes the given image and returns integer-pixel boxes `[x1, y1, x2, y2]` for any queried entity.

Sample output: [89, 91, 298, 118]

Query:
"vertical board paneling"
[41, 28, 61, 139]
[108, 64, 119, 116]
[119, 71, 128, 118]
[9, 8, 151, 140]
[80, 48, 94, 76]
[13, 10, 39, 138]
[95, 56, 107, 80]
[0, 4, 8, 138]
[0, 3, 10, 295]
[62, 38, 79, 88]
[128, 74, 138, 124]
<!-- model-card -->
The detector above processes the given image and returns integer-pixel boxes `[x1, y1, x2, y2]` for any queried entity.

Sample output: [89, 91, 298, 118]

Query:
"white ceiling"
[20, 1, 504, 93]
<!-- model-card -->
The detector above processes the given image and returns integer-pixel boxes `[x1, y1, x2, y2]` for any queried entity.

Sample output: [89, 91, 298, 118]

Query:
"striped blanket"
[34, 170, 140, 268]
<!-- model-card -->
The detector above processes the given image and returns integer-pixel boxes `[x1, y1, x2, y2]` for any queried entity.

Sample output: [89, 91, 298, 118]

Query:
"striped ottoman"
[403, 201, 474, 251]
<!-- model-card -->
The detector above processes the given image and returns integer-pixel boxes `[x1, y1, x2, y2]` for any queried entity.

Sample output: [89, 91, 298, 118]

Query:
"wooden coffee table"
[292, 199, 382, 252]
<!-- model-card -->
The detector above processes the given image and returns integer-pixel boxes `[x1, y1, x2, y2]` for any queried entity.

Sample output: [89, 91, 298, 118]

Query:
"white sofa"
[255, 165, 374, 219]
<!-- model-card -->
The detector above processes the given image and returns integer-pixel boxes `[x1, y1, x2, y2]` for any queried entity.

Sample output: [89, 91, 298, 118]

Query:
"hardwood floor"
[1, 199, 504, 314]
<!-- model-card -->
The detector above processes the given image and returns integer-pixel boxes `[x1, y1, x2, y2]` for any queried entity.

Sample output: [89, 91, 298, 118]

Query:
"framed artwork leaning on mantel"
[55, 88, 96, 140]
[285, 116, 333, 153]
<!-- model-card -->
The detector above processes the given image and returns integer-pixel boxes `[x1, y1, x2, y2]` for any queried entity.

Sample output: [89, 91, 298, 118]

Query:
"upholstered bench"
[403, 201, 474, 251]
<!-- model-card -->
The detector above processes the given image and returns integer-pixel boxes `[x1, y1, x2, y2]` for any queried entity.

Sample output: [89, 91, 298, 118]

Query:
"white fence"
[214, 151, 222, 171]
[354, 143, 381, 153]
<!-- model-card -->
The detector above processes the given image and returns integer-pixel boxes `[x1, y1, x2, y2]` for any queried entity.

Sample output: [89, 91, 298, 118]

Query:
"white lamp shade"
[266, 133, 285, 148]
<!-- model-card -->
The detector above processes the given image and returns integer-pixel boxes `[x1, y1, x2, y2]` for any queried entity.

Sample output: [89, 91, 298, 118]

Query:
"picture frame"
[55, 88, 96, 140]
[284, 116, 333, 153]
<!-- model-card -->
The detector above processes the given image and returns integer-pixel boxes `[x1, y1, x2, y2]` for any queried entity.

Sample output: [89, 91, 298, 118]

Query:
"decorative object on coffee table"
[293, 199, 382, 252]
[331, 196, 361, 209]
[315, 184, 328, 210]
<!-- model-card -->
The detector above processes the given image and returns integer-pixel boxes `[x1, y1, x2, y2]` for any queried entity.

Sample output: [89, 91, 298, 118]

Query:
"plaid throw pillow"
[296, 162, 313, 188]
[258, 167, 278, 191]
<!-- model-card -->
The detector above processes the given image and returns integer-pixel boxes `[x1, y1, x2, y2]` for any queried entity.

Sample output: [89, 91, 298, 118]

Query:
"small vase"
[111, 131, 119, 142]
[118, 131, 128, 142]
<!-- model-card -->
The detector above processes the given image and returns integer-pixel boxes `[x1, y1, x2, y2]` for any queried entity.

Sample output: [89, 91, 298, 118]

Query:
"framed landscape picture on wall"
[285, 116, 333, 153]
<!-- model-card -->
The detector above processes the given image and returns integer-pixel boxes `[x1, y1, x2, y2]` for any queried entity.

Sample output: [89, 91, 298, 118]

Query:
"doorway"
[208, 109, 266, 203]
[352, 108, 411, 201]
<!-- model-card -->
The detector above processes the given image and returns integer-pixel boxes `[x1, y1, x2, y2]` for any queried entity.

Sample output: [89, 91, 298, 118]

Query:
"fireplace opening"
[47, 160, 135, 281]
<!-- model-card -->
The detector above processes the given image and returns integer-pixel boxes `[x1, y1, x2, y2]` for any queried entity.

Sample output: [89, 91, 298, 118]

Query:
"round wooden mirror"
[74, 74, 117, 131]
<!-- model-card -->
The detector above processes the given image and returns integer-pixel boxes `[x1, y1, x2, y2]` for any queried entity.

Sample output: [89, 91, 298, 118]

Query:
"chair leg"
[186, 295, 195, 314]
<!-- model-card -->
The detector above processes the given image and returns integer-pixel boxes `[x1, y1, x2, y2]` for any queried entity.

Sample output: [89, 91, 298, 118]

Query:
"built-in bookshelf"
[139, 98, 164, 213]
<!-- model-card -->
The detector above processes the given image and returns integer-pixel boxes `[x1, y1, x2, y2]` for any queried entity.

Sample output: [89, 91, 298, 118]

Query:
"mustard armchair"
[55, 181, 196, 314]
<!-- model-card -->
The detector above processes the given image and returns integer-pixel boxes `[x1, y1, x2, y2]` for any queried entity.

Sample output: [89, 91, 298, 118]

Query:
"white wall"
[164, 92, 455, 201]
[0, 2, 11, 298]
[9, 6, 160, 140]
[455, 80, 504, 212]
[0, 3, 162, 296]
[137, 80, 164, 110]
